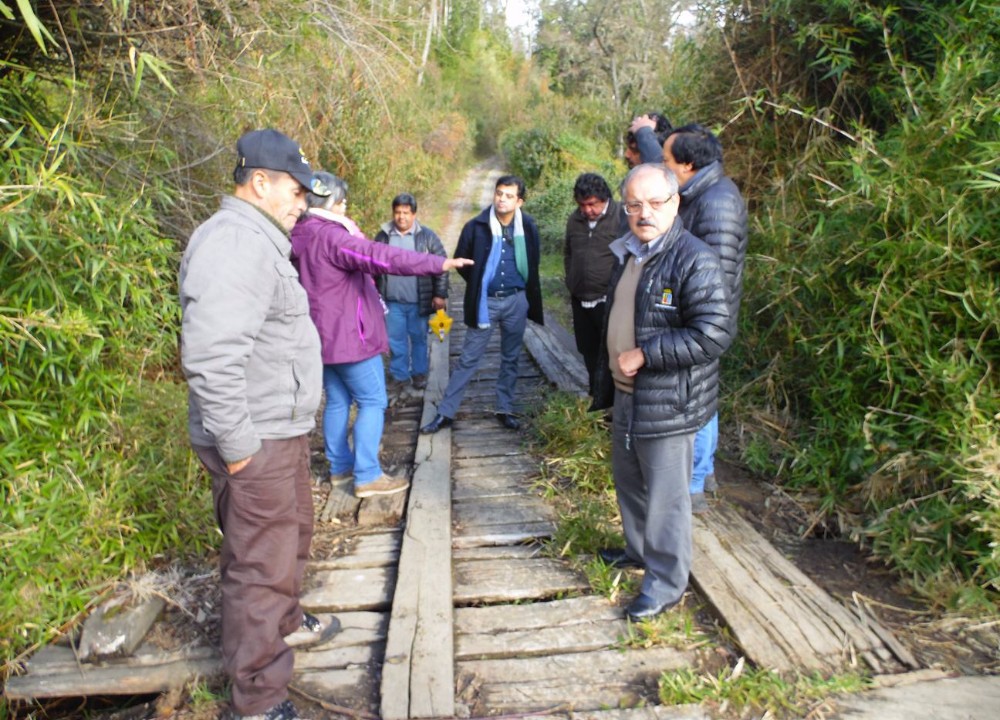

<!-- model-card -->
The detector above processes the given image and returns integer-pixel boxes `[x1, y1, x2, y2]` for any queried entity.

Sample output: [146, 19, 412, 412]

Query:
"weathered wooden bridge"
[6, 165, 917, 719]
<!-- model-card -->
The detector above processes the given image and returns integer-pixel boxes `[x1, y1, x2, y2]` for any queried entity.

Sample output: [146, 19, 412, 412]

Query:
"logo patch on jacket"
[654, 286, 676, 310]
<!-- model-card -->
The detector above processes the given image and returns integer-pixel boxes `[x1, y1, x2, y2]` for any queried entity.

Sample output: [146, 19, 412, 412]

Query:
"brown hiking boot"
[354, 474, 410, 498]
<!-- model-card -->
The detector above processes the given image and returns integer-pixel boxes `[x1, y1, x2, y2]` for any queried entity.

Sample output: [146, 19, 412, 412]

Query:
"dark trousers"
[571, 297, 606, 395]
[195, 436, 314, 715]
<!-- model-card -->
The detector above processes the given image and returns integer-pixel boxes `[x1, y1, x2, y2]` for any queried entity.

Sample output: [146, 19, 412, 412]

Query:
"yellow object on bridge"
[428, 308, 453, 341]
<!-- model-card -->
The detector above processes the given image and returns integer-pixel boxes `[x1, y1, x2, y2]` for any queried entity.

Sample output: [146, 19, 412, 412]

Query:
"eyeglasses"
[622, 196, 674, 215]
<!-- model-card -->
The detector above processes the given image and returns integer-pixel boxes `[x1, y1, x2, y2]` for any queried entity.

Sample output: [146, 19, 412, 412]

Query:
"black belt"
[488, 287, 523, 298]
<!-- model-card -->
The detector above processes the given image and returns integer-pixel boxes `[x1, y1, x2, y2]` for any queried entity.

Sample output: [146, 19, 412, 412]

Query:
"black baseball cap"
[235, 129, 331, 196]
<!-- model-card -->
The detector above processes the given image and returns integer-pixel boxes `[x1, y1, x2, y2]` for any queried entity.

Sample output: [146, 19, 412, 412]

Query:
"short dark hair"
[625, 111, 673, 148]
[233, 166, 283, 186]
[573, 173, 612, 203]
[392, 193, 417, 213]
[495, 175, 526, 200]
[666, 123, 723, 169]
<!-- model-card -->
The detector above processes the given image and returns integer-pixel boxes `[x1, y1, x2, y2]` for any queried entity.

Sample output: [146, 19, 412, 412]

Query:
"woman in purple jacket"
[291, 172, 472, 498]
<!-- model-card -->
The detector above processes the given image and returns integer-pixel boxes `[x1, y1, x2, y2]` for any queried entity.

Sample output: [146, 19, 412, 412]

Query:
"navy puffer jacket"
[591, 219, 733, 439]
[678, 161, 748, 338]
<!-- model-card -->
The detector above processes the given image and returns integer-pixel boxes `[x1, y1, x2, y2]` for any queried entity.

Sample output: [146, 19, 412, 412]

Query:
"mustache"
[636, 219, 657, 227]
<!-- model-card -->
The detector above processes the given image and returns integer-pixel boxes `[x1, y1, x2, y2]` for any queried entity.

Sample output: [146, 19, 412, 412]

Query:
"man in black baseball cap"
[180, 128, 339, 720]
[235, 128, 330, 196]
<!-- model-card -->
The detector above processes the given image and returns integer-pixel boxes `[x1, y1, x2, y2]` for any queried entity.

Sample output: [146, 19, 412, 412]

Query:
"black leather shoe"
[625, 593, 677, 622]
[420, 414, 452, 434]
[496, 413, 521, 430]
[597, 547, 643, 569]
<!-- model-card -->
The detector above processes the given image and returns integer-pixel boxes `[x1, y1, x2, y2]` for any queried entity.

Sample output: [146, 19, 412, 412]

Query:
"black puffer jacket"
[591, 219, 733, 439]
[374, 222, 449, 316]
[678, 161, 747, 337]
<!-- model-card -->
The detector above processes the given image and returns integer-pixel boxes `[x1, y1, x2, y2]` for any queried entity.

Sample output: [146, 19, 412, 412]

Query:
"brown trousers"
[195, 436, 314, 715]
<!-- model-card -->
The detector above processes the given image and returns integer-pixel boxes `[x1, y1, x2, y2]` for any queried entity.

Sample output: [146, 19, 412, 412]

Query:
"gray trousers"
[612, 390, 694, 605]
[195, 436, 313, 715]
[437, 291, 528, 418]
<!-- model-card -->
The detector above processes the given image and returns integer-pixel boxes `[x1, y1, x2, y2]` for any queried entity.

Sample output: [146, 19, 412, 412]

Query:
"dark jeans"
[571, 297, 606, 395]
[195, 436, 313, 715]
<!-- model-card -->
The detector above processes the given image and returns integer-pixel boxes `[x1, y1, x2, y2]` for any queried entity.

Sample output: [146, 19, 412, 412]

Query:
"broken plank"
[454, 557, 589, 604]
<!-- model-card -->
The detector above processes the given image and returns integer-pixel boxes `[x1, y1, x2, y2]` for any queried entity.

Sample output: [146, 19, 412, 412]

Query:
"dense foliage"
[2, 0, 997, 694]
[0, 0, 532, 677]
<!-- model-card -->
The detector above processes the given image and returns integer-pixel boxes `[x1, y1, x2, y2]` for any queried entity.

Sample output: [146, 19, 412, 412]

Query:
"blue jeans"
[437, 292, 527, 418]
[690, 411, 718, 494]
[323, 355, 387, 485]
[386, 301, 429, 381]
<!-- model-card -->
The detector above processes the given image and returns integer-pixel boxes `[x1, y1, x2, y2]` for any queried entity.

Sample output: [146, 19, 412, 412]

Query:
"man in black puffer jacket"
[591, 164, 733, 622]
[663, 124, 748, 509]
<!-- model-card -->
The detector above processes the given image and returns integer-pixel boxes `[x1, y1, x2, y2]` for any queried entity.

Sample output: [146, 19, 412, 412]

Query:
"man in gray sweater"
[180, 129, 337, 720]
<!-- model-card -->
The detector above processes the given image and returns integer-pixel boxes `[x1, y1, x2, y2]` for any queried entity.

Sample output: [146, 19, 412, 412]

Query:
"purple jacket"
[290, 210, 447, 365]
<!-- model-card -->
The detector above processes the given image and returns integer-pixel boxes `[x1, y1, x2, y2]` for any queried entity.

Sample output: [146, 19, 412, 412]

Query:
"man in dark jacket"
[663, 124, 749, 510]
[421, 175, 543, 433]
[564, 173, 621, 396]
[374, 193, 449, 391]
[592, 163, 732, 622]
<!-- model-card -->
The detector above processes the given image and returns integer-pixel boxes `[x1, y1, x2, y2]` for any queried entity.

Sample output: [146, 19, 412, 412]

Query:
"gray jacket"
[179, 195, 322, 462]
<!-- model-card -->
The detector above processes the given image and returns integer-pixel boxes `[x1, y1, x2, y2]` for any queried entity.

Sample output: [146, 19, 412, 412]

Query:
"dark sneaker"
[411, 374, 428, 390]
[284, 611, 341, 648]
[354, 474, 410, 498]
[231, 699, 303, 720]
[691, 492, 710, 515]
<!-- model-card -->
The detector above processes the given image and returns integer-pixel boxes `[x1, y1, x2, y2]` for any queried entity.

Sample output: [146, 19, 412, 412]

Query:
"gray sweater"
[179, 196, 322, 462]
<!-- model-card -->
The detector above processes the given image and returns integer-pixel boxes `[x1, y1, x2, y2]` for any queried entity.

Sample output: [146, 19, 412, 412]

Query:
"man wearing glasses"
[590, 164, 732, 622]
[422, 175, 543, 433]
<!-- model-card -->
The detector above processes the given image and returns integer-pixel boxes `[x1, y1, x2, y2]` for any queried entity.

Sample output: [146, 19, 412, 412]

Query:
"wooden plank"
[291, 667, 376, 710]
[381, 336, 455, 720]
[294, 610, 387, 666]
[301, 567, 396, 611]
[308, 531, 401, 570]
[454, 557, 589, 603]
[455, 597, 627, 659]
[453, 456, 538, 472]
[4, 657, 222, 700]
[533, 708, 709, 720]
[453, 521, 557, 548]
[77, 597, 165, 662]
[454, 496, 555, 527]
[453, 545, 544, 561]
[523, 322, 588, 396]
[691, 503, 893, 673]
[456, 647, 691, 715]
[294, 643, 381, 670]
[452, 474, 533, 501]
[454, 522, 556, 547]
